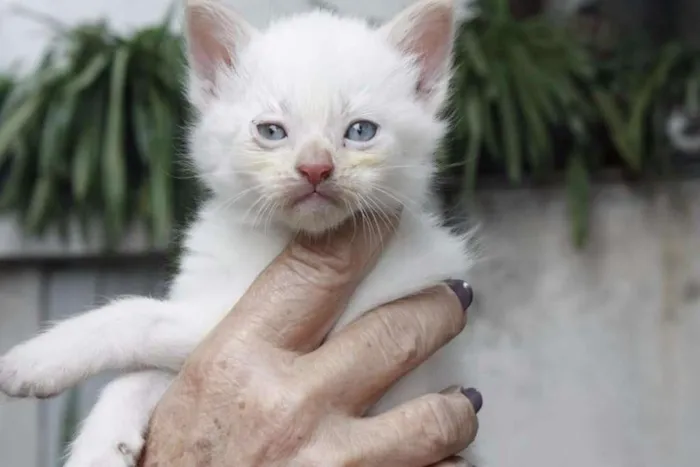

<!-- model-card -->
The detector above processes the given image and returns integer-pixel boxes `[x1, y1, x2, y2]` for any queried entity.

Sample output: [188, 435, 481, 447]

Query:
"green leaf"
[0, 65, 64, 122]
[147, 86, 174, 247]
[509, 63, 552, 168]
[0, 94, 43, 166]
[592, 90, 639, 170]
[494, 71, 522, 182]
[480, 100, 499, 158]
[462, 30, 489, 77]
[131, 92, 156, 164]
[64, 52, 110, 95]
[627, 46, 680, 160]
[463, 95, 483, 190]
[39, 92, 78, 177]
[0, 140, 30, 210]
[25, 177, 55, 234]
[509, 48, 560, 123]
[102, 46, 130, 243]
[566, 152, 590, 248]
[72, 97, 104, 203]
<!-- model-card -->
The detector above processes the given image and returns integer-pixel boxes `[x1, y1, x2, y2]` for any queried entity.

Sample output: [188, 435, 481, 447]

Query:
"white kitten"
[0, 0, 476, 465]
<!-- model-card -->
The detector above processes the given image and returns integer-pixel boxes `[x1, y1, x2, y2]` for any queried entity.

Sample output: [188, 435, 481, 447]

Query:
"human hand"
[138, 216, 481, 467]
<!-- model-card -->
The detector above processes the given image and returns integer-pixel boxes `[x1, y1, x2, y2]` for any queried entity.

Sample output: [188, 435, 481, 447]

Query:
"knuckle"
[259, 383, 319, 450]
[226, 388, 315, 461]
[420, 395, 460, 449]
[373, 310, 426, 368]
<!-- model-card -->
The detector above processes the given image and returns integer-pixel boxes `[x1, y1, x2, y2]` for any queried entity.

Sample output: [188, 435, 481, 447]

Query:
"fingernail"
[445, 280, 473, 311]
[461, 387, 483, 414]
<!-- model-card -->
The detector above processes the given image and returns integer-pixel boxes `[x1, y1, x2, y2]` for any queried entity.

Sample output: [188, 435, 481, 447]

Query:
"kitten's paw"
[0, 346, 70, 398]
[64, 432, 145, 467]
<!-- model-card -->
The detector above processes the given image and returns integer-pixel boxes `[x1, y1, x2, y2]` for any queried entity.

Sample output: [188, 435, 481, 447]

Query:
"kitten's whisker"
[209, 185, 267, 217]
[260, 199, 280, 234]
[256, 198, 277, 231]
[380, 164, 431, 172]
[241, 194, 270, 226]
[366, 196, 392, 245]
[368, 184, 422, 215]
[196, 168, 272, 177]
[364, 195, 395, 234]
[351, 194, 371, 246]
[343, 198, 359, 246]
[354, 194, 381, 249]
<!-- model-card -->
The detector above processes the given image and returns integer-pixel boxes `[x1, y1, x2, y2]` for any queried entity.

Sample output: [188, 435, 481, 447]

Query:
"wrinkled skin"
[138, 216, 478, 467]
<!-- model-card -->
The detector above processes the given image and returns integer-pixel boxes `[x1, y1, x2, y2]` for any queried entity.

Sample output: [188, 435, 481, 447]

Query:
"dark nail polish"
[446, 280, 473, 311]
[461, 387, 483, 414]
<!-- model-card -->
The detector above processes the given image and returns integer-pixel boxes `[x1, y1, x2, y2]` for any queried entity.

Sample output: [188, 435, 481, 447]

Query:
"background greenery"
[440, 0, 700, 244]
[0, 7, 198, 249]
[0, 0, 699, 248]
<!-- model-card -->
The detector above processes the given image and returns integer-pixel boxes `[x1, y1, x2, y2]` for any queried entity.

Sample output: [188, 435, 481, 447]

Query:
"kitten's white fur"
[0, 0, 476, 465]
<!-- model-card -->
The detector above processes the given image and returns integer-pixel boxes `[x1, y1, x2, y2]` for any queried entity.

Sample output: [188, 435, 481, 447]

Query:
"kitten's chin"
[281, 204, 351, 235]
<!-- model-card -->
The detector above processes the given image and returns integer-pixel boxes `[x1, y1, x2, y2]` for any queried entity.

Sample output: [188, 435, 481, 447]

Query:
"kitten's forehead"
[237, 11, 414, 111]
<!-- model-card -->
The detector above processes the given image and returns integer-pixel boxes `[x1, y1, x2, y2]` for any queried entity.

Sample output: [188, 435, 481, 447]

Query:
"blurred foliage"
[441, 0, 700, 246]
[0, 6, 199, 249]
[0, 0, 699, 248]
[444, 0, 596, 187]
[593, 40, 700, 168]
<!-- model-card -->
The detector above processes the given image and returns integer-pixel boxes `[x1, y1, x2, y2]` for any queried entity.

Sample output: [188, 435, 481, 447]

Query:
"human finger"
[351, 386, 481, 467]
[214, 212, 399, 351]
[305, 281, 472, 413]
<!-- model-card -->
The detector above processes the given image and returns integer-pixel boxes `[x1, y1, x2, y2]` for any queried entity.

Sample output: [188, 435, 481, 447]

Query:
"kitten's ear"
[184, 0, 257, 109]
[380, 0, 455, 107]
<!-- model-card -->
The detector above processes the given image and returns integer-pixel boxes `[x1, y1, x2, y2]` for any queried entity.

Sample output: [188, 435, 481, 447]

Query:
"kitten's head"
[185, 0, 455, 233]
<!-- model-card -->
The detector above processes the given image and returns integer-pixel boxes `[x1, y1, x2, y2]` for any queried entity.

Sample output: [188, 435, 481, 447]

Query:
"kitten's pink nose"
[297, 163, 334, 186]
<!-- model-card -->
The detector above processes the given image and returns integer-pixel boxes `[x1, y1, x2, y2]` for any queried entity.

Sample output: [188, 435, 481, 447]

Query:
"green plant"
[593, 41, 700, 171]
[442, 0, 599, 245]
[0, 75, 13, 103]
[441, 0, 700, 246]
[0, 7, 198, 248]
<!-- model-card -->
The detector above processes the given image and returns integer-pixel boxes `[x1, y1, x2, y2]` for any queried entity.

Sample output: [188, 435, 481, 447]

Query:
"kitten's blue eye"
[345, 120, 378, 142]
[256, 123, 287, 141]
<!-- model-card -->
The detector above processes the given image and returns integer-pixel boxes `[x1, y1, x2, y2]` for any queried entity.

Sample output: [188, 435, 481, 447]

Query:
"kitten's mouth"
[289, 186, 339, 208]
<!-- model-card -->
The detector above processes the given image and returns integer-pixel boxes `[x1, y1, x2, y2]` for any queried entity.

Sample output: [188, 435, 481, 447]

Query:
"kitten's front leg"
[64, 370, 173, 467]
[0, 297, 207, 398]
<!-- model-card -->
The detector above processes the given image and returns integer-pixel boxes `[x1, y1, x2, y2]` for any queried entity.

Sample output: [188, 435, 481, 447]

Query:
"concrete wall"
[460, 180, 700, 467]
[0, 268, 41, 467]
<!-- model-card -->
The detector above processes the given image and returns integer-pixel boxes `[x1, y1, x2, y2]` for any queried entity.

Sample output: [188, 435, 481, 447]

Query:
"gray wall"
[0, 267, 41, 467]
[461, 180, 700, 467]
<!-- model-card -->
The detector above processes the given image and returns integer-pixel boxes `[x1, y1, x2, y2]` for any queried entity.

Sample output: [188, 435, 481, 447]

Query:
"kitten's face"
[186, 0, 455, 233]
